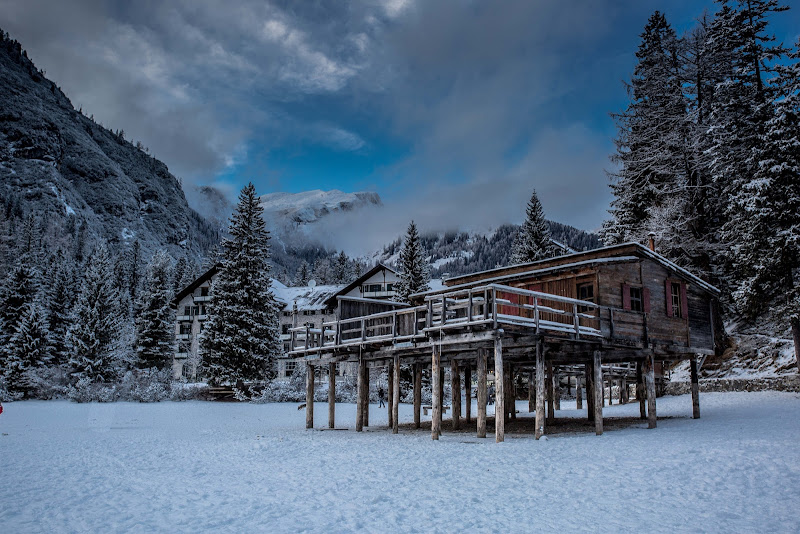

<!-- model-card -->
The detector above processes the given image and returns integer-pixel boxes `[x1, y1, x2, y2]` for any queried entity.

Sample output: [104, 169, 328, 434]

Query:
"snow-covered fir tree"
[295, 261, 310, 286]
[200, 183, 281, 386]
[311, 258, 331, 285]
[511, 190, 555, 264]
[4, 303, 51, 397]
[0, 262, 39, 359]
[45, 251, 75, 367]
[67, 244, 124, 383]
[134, 250, 175, 370]
[333, 251, 351, 284]
[601, 11, 691, 255]
[395, 221, 430, 303]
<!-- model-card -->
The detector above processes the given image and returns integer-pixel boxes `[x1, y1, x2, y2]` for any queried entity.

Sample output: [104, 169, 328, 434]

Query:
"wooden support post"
[438, 362, 445, 418]
[364, 365, 370, 427]
[691, 356, 700, 419]
[620, 379, 628, 404]
[546, 362, 555, 423]
[356, 357, 365, 432]
[636, 361, 646, 419]
[644, 353, 657, 429]
[431, 346, 441, 440]
[464, 364, 472, 423]
[593, 351, 603, 435]
[585, 361, 595, 422]
[535, 341, 546, 440]
[451, 359, 461, 430]
[506, 363, 515, 421]
[413, 363, 422, 429]
[608, 380, 612, 406]
[554, 368, 561, 411]
[388, 363, 394, 429]
[494, 337, 505, 443]
[477, 349, 487, 438]
[576, 377, 583, 409]
[528, 371, 535, 413]
[306, 363, 314, 429]
[392, 355, 400, 434]
[328, 362, 336, 429]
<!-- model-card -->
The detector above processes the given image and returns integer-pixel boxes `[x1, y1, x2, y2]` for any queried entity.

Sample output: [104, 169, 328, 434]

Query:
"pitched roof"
[272, 282, 346, 311]
[172, 264, 219, 307]
[324, 263, 398, 307]
[438, 242, 720, 295]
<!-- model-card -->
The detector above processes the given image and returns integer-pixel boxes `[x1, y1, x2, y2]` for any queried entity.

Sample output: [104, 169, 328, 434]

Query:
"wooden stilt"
[451, 359, 461, 430]
[528, 371, 535, 413]
[387, 363, 394, 429]
[586, 361, 595, 422]
[535, 340, 546, 440]
[593, 351, 603, 435]
[553, 368, 561, 411]
[620, 379, 628, 404]
[477, 349, 487, 438]
[691, 356, 700, 419]
[392, 354, 400, 434]
[438, 362, 444, 422]
[464, 364, 472, 423]
[356, 357, 365, 432]
[546, 362, 555, 423]
[636, 361, 646, 419]
[328, 362, 335, 429]
[506, 363, 515, 421]
[431, 346, 441, 440]
[494, 337, 505, 443]
[413, 363, 422, 429]
[306, 363, 314, 429]
[644, 353, 657, 429]
[608, 380, 612, 405]
[576, 376, 583, 409]
[364, 365, 370, 427]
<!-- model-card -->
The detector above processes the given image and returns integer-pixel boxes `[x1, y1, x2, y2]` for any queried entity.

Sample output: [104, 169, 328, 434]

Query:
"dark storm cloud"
[0, 0, 626, 240]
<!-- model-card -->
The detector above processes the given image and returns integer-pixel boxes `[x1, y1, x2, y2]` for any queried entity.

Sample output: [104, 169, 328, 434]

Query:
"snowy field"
[2, 392, 799, 533]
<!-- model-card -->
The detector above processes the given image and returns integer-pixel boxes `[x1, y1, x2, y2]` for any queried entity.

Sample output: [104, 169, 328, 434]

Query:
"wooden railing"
[289, 284, 647, 354]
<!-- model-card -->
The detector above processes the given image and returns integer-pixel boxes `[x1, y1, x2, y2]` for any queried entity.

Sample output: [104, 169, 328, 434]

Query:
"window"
[200, 287, 209, 297]
[282, 324, 290, 335]
[386, 283, 395, 292]
[577, 282, 594, 313]
[193, 306, 200, 316]
[285, 361, 296, 377]
[179, 324, 192, 335]
[671, 282, 682, 318]
[363, 284, 382, 293]
[200, 306, 207, 316]
[629, 287, 643, 312]
[183, 306, 191, 316]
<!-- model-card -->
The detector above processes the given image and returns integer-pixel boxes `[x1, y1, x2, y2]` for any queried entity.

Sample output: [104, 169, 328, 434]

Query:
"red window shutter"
[643, 287, 651, 313]
[680, 282, 689, 320]
[665, 279, 673, 317]
[622, 283, 631, 311]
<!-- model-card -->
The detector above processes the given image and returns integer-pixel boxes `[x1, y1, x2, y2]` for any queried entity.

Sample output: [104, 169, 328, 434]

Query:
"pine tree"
[511, 190, 555, 264]
[727, 38, 800, 366]
[200, 183, 281, 386]
[601, 11, 691, 252]
[45, 252, 76, 367]
[395, 221, 430, 303]
[295, 261, 310, 286]
[134, 250, 175, 370]
[4, 303, 51, 397]
[67, 244, 124, 383]
[128, 240, 142, 300]
[333, 251, 350, 284]
[0, 262, 39, 361]
[311, 258, 331, 285]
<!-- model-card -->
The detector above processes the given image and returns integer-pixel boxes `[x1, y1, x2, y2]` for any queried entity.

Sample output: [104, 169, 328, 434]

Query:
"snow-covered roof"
[324, 263, 398, 306]
[272, 281, 345, 311]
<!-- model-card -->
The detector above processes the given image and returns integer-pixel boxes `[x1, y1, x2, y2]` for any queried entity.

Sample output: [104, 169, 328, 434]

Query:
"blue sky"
[1, 0, 798, 244]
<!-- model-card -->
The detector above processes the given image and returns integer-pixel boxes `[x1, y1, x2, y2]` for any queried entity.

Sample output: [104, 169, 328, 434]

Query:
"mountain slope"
[0, 31, 217, 261]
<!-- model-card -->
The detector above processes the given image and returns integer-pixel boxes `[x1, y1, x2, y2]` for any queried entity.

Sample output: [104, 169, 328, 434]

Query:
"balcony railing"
[177, 315, 194, 321]
[194, 295, 212, 302]
[176, 333, 192, 341]
[289, 283, 648, 355]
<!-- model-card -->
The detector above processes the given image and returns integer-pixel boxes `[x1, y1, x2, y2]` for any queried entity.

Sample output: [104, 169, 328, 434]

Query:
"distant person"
[378, 387, 386, 408]
[488, 385, 495, 405]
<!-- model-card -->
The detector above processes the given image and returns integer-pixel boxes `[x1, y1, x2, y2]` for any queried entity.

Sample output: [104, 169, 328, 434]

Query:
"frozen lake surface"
[1, 391, 799, 532]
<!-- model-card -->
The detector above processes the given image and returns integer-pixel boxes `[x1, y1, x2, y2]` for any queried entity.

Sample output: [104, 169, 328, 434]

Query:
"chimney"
[647, 232, 656, 252]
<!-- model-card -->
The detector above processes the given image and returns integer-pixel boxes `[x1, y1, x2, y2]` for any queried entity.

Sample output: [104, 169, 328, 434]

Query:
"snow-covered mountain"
[259, 189, 382, 225]
[0, 33, 217, 260]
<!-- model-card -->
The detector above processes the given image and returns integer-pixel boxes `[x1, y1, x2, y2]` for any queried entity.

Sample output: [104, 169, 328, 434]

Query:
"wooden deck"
[290, 284, 705, 442]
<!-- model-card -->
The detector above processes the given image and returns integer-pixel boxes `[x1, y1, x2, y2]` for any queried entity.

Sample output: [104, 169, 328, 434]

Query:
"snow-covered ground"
[2, 392, 799, 532]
